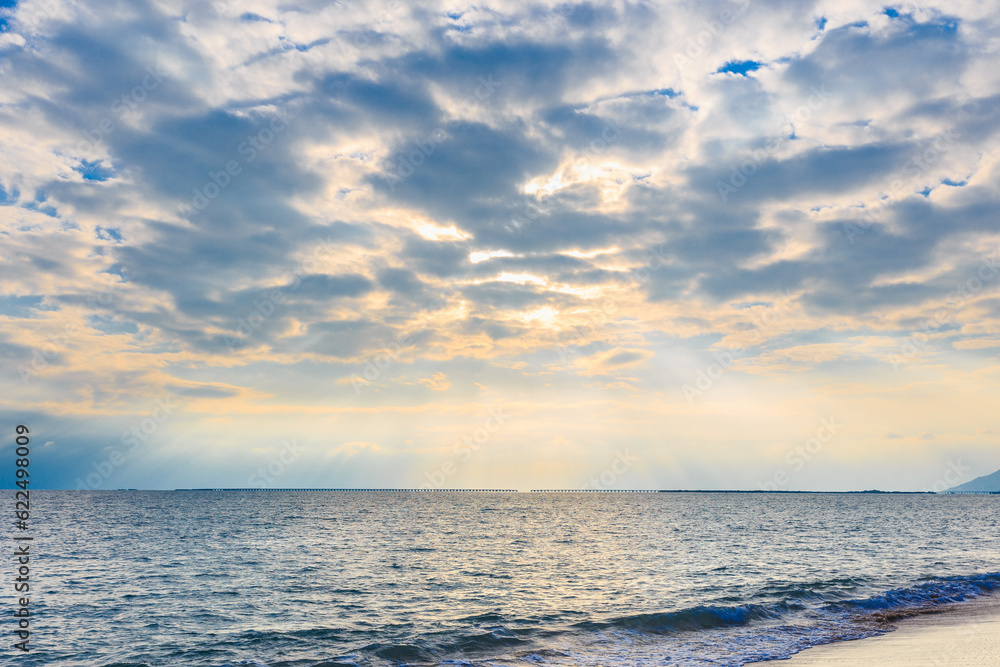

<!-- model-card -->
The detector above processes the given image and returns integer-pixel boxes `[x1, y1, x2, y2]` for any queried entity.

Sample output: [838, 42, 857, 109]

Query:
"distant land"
[946, 468, 1000, 493]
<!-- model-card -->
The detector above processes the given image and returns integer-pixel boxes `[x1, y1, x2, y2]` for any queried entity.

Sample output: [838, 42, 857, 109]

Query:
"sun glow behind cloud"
[470, 250, 517, 263]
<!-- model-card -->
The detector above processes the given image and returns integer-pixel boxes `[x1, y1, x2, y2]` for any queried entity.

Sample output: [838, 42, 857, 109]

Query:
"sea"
[10, 490, 1000, 666]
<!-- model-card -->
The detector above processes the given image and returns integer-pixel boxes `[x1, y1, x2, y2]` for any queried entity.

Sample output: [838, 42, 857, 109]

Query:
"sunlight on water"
[14, 491, 1000, 666]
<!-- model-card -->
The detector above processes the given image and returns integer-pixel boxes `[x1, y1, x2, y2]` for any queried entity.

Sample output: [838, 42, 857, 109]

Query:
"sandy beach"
[759, 594, 1000, 665]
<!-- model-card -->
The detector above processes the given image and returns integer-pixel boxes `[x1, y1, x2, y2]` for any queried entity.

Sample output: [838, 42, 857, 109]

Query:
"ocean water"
[11, 490, 1000, 666]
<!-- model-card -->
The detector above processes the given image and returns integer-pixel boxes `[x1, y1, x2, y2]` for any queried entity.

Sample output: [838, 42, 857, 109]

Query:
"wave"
[197, 573, 1000, 667]
[572, 601, 803, 634]
[830, 572, 1000, 614]
[574, 572, 1000, 638]
[370, 629, 529, 661]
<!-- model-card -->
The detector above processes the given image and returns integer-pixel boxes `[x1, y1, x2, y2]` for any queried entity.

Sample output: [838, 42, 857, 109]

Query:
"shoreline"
[756, 593, 1000, 665]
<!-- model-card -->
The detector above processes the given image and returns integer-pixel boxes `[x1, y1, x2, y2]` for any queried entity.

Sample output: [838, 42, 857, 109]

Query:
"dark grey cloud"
[689, 142, 913, 204]
[168, 385, 239, 398]
[392, 35, 619, 105]
[0, 295, 56, 318]
[290, 274, 373, 301]
[460, 281, 581, 311]
[317, 71, 441, 129]
[288, 319, 395, 358]
[783, 15, 966, 102]
[372, 120, 554, 228]
[2, 0, 998, 377]
[399, 236, 472, 278]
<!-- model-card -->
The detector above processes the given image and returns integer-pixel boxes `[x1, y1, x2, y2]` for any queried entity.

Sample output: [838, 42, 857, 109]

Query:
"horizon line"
[9, 487, 998, 494]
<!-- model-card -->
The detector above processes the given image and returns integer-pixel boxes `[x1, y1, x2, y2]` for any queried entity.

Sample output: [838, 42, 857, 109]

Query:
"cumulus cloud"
[3, 0, 1000, 489]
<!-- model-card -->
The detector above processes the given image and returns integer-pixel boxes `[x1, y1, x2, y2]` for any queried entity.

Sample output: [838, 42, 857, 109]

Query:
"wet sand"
[759, 594, 1000, 666]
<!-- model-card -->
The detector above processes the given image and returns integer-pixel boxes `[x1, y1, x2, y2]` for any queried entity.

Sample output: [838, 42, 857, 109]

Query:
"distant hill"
[946, 468, 1000, 493]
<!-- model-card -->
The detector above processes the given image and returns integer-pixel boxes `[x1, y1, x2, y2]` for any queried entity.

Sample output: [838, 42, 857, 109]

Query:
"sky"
[1, 0, 999, 492]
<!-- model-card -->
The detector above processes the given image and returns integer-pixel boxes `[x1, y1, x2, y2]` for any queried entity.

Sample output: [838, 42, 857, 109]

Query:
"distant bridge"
[175, 488, 519, 492]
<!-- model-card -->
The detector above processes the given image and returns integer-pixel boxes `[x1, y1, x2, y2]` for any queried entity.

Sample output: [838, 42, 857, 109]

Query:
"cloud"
[167, 384, 241, 399]
[577, 347, 655, 375]
[2, 0, 1000, 490]
[329, 441, 383, 457]
[418, 371, 451, 391]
